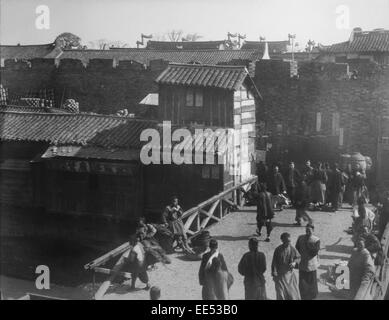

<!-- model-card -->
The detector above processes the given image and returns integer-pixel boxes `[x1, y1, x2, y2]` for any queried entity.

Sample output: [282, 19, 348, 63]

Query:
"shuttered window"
[186, 89, 194, 106]
[195, 90, 203, 107]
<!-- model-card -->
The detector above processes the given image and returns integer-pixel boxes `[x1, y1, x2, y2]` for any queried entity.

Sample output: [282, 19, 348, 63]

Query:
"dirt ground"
[1, 205, 355, 300]
[101, 205, 354, 300]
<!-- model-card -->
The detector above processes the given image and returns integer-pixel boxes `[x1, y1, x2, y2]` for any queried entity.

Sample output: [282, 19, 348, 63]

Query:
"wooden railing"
[83, 175, 257, 299]
[182, 176, 257, 237]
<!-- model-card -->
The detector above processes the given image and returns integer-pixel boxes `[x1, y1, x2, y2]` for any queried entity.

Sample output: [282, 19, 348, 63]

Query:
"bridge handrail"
[83, 176, 257, 271]
[181, 176, 257, 236]
[182, 176, 257, 219]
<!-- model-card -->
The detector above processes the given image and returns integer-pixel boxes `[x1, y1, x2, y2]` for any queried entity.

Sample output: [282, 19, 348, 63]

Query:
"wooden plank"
[94, 249, 130, 300]
[183, 211, 199, 230]
[182, 176, 256, 219]
[84, 241, 130, 270]
[94, 267, 132, 279]
[200, 200, 220, 229]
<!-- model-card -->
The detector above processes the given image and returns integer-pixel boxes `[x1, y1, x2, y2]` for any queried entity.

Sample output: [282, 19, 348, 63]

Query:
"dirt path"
[101, 206, 354, 300]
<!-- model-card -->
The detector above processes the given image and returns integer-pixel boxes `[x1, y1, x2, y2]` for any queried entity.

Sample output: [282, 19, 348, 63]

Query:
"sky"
[1, 0, 389, 47]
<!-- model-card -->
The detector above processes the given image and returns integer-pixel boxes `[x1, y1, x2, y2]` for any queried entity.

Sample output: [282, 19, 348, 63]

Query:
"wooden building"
[155, 63, 261, 188]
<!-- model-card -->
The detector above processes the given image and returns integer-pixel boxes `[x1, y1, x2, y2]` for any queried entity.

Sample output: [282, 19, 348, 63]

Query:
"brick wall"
[254, 59, 389, 170]
[0, 58, 169, 115]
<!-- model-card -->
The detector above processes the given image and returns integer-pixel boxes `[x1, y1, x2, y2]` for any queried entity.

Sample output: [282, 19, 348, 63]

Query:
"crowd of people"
[118, 162, 389, 300]
[255, 160, 370, 212]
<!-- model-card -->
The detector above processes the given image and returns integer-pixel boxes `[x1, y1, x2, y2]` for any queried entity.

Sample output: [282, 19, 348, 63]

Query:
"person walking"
[253, 183, 274, 242]
[238, 238, 267, 300]
[294, 179, 313, 226]
[198, 239, 230, 300]
[271, 233, 301, 300]
[295, 225, 320, 300]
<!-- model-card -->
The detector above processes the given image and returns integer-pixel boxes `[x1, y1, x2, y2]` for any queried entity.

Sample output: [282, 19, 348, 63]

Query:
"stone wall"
[254, 59, 389, 170]
[0, 58, 169, 115]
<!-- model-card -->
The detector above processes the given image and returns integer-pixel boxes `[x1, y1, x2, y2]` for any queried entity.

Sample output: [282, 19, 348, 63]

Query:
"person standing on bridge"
[271, 232, 301, 300]
[238, 238, 267, 300]
[253, 183, 274, 242]
[296, 224, 320, 300]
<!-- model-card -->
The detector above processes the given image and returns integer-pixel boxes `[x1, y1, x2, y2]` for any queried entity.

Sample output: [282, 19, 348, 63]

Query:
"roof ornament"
[288, 34, 296, 62]
[136, 34, 153, 48]
[261, 38, 270, 60]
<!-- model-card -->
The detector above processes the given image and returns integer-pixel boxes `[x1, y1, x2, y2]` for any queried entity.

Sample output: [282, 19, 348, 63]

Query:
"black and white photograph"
[0, 0, 389, 306]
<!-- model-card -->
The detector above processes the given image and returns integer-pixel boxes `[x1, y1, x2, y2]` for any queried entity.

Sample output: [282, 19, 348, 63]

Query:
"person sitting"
[352, 197, 375, 244]
[136, 217, 171, 267]
[163, 196, 191, 251]
[359, 226, 384, 266]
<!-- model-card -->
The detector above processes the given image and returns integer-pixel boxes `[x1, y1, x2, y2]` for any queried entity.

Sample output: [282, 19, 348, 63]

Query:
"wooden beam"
[94, 267, 132, 279]
[94, 248, 131, 300]
[182, 176, 257, 219]
[200, 200, 220, 229]
[84, 242, 131, 270]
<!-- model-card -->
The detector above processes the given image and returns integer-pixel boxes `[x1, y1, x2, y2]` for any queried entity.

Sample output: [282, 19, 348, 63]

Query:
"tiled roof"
[0, 105, 70, 114]
[0, 111, 157, 149]
[48, 48, 263, 66]
[41, 145, 139, 161]
[155, 63, 251, 90]
[146, 40, 228, 50]
[0, 43, 56, 60]
[241, 41, 289, 53]
[320, 30, 389, 53]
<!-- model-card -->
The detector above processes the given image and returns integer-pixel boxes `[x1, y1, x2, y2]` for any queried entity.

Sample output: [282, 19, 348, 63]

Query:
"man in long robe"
[296, 224, 320, 300]
[198, 239, 229, 300]
[271, 232, 301, 300]
[286, 162, 301, 207]
[238, 238, 267, 300]
[348, 238, 376, 300]
[294, 180, 313, 226]
[253, 183, 274, 242]
[330, 164, 346, 211]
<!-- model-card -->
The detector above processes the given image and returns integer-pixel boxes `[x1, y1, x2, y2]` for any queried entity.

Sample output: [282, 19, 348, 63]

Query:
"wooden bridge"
[84, 176, 389, 300]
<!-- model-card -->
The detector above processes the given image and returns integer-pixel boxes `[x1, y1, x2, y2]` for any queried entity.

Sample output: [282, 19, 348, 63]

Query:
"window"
[186, 89, 194, 106]
[186, 88, 203, 107]
[195, 90, 203, 107]
[332, 112, 340, 135]
[316, 112, 322, 132]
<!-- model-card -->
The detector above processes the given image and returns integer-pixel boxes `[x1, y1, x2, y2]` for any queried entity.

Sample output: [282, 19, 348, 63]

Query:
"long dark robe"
[199, 251, 229, 300]
[271, 244, 301, 300]
[238, 251, 267, 300]
[295, 235, 320, 300]
[267, 172, 286, 195]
